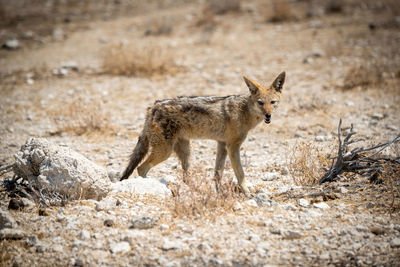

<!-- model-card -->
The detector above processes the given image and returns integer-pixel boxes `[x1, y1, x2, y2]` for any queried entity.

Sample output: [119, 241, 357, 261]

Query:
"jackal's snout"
[264, 113, 271, 124]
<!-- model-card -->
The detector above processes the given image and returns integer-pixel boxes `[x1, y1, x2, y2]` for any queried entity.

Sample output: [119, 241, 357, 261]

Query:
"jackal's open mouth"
[264, 114, 271, 124]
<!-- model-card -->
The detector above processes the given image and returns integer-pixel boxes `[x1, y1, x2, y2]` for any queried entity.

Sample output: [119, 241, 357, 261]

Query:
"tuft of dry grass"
[206, 0, 241, 15]
[342, 65, 383, 90]
[48, 97, 116, 136]
[102, 41, 180, 77]
[170, 169, 238, 219]
[287, 141, 331, 186]
[267, 0, 294, 23]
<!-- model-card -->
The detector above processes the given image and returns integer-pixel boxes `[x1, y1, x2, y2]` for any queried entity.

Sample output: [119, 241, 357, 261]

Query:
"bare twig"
[319, 119, 400, 184]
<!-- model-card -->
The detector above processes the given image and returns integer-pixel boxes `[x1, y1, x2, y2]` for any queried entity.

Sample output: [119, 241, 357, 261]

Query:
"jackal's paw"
[239, 185, 251, 198]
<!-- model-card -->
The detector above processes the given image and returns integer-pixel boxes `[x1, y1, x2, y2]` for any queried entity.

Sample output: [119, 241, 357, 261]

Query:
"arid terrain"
[1, 0, 400, 266]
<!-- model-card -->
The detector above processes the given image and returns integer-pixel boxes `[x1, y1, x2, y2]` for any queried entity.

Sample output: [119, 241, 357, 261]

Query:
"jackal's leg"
[227, 144, 250, 196]
[174, 138, 191, 176]
[137, 143, 173, 177]
[214, 141, 227, 191]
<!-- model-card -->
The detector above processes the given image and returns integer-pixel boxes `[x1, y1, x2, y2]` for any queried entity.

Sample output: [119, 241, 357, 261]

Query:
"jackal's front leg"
[214, 141, 227, 191]
[227, 144, 250, 196]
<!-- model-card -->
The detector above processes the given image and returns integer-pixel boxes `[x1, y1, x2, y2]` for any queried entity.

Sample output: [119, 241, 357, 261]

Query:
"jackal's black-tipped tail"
[120, 134, 149, 180]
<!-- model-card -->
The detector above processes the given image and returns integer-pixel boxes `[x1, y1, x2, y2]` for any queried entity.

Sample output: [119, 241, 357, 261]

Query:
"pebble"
[130, 215, 158, 229]
[386, 124, 397, 131]
[371, 113, 384, 120]
[110, 241, 131, 253]
[0, 228, 27, 240]
[313, 202, 330, 210]
[78, 230, 91, 240]
[253, 193, 274, 207]
[262, 172, 280, 181]
[297, 198, 310, 207]
[315, 136, 325, 142]
[232, 201, 243, 211]
[162, 240, 184, 250]
[244, 199, 258, 207]
[2, 39, 20, 50]
[0, 210, 17, 229]
[390, 238, 400, 248]
[282, 230, 303, 240]
[104, 219, 114, 227]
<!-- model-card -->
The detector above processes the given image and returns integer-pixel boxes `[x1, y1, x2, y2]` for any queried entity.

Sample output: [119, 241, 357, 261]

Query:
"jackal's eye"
[271, 100, 277, 105]
[257, 100, 264, 106]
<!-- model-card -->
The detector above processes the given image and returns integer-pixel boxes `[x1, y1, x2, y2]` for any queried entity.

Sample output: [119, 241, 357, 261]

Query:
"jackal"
[120, 72, 286, 195]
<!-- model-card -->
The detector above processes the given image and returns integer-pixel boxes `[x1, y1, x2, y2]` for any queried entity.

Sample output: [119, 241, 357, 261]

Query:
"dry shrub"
[342, 65, 383, 90]
[102, 42, 180, 77]
[49, 97, 115, 136]
[206, 0, 241, 15]
[288, 141, 331, 185]
[381, 143, 400, 210]
[144, 16, 173, 36]
[170, 170, 238, 219]
[267, 0, 294, 23]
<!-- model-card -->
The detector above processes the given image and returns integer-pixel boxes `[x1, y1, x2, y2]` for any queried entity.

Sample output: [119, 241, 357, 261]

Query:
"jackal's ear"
[272, 71, 285, 92]
[243, 76, 260, 95]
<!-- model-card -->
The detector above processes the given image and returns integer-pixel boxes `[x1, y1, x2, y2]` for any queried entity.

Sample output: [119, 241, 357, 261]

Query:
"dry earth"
[1, 0, 400, 266]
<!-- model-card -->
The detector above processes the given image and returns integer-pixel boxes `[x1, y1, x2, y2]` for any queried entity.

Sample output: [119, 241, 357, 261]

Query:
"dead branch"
[0, 163, 15, 175]
[319, 119, 400, 184]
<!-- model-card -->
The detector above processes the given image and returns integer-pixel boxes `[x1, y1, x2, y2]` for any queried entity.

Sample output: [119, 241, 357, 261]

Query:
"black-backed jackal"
[121, 72, 286, 196]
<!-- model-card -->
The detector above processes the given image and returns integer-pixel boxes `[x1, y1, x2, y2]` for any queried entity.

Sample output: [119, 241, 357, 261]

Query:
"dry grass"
[170, 169, 238, 219]
[266, 0, 294, 23]
[206, 0, 241, 15]
[48, 97, 116, 136]
[102, 41, 180, 77]
[287, 141, 331, 186]
[342, 65, 383, 90]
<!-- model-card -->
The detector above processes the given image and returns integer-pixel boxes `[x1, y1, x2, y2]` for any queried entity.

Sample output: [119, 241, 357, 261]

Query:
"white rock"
[162, 240, 184, 250]
[160, 224, 169, 230]
[371, 113, 384, 120]
[0, 210, 17, 229]
[315, 136, 325, 142]
[110, 241, 131, 253]
[262, 172, 280, 181]
[78, 230, 90, 240]
[282, 230, 302, 240]
[244, 199, 258, 207]
[390, 238, 400, 248]
[298, 198, 310, 207]
[2, 39, 20, 50]
[253, 193, 273, 207]
[130, 215, 158, 229]
[13, 138, 111, 200]
[111, 177, 171, 196]
[313, 202, 330, 210]
[0, 228, 26, 240]
[232, 201, 243, 211]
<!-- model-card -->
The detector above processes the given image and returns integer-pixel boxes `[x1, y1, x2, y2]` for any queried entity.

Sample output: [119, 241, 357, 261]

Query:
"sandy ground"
[1, 1, 400, 266]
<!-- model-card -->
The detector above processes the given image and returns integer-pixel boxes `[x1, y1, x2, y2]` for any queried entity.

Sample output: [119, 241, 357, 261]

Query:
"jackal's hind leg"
[137, 143, 173, 177]
[173, 138, 191, 179]
[214, 141, 227, 192]
[227, 144, 250, 197]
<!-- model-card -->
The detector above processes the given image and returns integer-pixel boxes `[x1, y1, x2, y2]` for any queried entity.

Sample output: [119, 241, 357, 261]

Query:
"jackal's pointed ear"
[243, 76, 260, 95]
[272, 71, 286, 92]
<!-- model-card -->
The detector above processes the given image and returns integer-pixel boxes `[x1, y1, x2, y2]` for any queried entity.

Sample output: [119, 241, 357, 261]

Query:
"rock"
[256, 241, 270, 255]
[38, 208, 50, 216]
[95, 198, 115, 212]
[61, 61, 79, 71]
[107, 170, 120, 182]
[262, 172, 280, 181]
[20, 198, 36, 210]
[78, 230, 90, 240]
[0, 210, 17, 229]
[8, 198, 24, 210]
[110, 241, 131, 253]
[313, 202, 330, 210]
[315, 136, 325, 142]
[2, 39, 20, 50]
[52, 28, 65, 41]
[386, 124, 397, 131]
[160, 224, 169, 230]
[25, 235, 39, 247]
[371, 113, 384, 120]
[232, 201, 243, 211]
[0, 228, 27, 240]
[103, 219, 114, 227]
[345, 100, 354, 107]
[269, 228, 281, 235]
[370, 226, 386, 235]
[253, 193, 273, 207]
[297, 198, 310, 207]
[282, 230, 302, 240]
[280, 167, 289, 175]
[13, 138, 111, 200]
[111, 177, 171, 196]
[130, 215, 158, 229]
[390, 238, 400, 248]
[162, 240, 184, 251]
[244, 199, 258, 207]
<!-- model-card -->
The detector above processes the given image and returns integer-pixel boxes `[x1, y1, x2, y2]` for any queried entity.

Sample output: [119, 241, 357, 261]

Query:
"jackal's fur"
[121, 72, 286, 195]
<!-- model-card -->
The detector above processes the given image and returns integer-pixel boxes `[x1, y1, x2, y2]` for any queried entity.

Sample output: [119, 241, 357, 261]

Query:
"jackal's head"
[243, 72, 285, 124]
